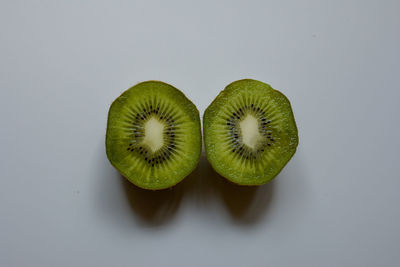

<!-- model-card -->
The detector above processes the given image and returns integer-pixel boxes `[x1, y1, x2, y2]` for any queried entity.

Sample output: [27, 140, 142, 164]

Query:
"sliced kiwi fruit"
[203, 79, 298, 185]
[106, 81, 202, 190]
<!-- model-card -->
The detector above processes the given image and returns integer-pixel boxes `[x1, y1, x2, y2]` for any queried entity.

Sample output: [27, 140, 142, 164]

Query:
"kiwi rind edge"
[106, 80, 202, 190]
[203, 79, 298, 186]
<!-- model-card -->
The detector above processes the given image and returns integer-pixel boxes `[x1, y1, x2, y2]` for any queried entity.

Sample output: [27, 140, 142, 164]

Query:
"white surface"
[1, 1, 400, 266]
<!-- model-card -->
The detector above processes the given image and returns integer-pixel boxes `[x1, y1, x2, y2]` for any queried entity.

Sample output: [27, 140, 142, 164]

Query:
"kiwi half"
[203, 79, 298, 185]
[106, 81, 202, 190]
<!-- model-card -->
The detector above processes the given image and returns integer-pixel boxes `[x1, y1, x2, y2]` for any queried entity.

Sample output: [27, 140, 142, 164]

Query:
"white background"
[1, 1, 399, 266]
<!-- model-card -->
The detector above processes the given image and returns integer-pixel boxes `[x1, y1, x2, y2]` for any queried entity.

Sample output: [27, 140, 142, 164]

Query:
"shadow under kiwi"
[180, 153, 275, 225]
[94, 137, 182, 228]
[212, 166, 275, 225]
[122, 175, 183, 226]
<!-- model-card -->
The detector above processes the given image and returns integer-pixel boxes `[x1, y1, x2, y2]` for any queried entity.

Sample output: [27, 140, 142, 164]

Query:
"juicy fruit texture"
[203, 79, 298, 185]
[106, 81, 202, 190]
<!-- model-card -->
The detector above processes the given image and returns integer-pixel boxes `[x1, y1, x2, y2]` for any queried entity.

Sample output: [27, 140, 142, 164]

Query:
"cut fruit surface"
[106, 81, 202, 190]
[203, 79, 298, 185]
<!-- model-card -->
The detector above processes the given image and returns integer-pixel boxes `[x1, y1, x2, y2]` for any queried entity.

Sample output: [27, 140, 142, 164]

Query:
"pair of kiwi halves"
[106, 79, 298, 190]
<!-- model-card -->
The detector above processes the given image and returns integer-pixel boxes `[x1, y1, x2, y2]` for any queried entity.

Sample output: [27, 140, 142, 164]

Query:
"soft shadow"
[180, 153, 275, 225]
[94, 139, 181, 229]
[179, 154, 220, 205]
[97, 140, 275, 227]
[216, 178, 274, 224]
[122, 176, 183, 226]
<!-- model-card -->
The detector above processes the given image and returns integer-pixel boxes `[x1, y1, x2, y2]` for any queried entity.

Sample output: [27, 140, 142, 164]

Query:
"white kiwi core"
[142, 117, 165, 152]
[239, 114, 262, 150]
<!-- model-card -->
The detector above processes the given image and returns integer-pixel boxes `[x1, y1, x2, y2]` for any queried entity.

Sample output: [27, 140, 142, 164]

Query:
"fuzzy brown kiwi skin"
[105, 80, 202, 190]
[203, 79, 298, 186]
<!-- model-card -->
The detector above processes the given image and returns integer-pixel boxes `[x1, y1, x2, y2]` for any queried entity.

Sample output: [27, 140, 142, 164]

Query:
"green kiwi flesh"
[203, 79, 298, 185]
[106, 81, 202, 190]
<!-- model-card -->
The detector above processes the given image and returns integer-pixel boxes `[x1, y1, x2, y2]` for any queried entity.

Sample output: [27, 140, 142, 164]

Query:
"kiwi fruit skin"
[203, 79, 298, 186]
[106, 81, 202, 190]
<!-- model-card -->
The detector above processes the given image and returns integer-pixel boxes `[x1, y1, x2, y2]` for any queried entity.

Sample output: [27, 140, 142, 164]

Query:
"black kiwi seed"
[106, 81, 203, 190]
[204, 80, 297, 184]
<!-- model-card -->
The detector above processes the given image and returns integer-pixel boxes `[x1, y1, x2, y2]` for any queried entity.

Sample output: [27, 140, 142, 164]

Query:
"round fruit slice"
[203, 79, 298, 185]
[106, 81, 202, 190]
